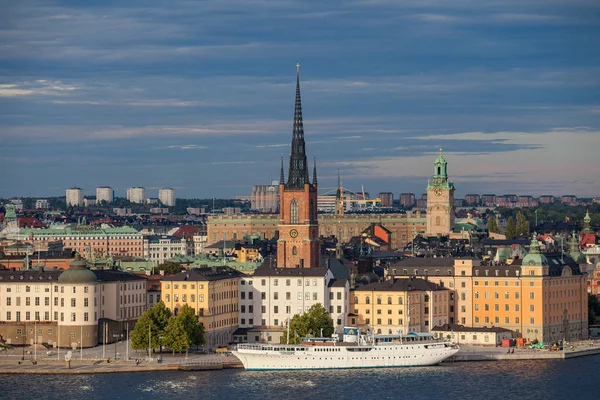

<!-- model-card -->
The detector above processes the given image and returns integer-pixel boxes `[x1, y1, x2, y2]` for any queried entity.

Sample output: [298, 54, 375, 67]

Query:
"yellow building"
[161, 267, 242, 348]
[351, 278, 449, 335]
[387, 237, 588, 343]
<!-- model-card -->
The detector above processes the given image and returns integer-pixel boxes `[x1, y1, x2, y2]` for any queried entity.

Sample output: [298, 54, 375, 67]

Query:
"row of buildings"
[64, 187, 176, 207]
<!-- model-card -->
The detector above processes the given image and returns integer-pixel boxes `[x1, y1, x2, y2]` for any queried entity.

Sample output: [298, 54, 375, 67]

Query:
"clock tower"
[277, 64, 320, 269]
[426, 149, 455, 236]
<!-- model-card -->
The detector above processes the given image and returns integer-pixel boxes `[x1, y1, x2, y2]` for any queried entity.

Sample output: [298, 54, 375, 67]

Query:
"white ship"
[233, 327, 459, 371]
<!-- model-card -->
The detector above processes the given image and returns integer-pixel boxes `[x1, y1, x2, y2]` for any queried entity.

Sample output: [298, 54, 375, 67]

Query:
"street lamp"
[159, 336, 165, 362]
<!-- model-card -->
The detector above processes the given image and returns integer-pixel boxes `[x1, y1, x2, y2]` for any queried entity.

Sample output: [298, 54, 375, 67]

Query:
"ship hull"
[233, 342, 458, 371]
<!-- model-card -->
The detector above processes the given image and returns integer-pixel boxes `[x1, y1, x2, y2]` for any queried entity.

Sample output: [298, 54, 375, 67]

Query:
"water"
[3, 357, 599, 400]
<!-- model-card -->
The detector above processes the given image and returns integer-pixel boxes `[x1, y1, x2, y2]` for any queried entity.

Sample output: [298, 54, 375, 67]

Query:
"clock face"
[434, 187, 443, 196]
[290, 229, 298, 238]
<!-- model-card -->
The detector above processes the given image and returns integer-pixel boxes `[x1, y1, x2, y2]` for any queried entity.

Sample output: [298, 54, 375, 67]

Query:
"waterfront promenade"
[1, 340, 600, 374]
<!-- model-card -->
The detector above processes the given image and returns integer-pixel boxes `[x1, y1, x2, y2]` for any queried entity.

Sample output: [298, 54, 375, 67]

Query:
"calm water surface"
[3, 357, 598, 400]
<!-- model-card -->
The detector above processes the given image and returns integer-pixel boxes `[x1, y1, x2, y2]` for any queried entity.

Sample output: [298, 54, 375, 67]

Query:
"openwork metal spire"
[286, 63, 309, 188]
[280, 155, 285, 184]
[312, 156, 318, 185]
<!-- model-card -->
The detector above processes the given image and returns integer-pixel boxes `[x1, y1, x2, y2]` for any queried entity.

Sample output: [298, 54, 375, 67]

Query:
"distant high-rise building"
[127, 187, 146, 204]
[35, 199, 49, 209]
[561, 195, 577, 205]
[66, 187, 83, 206]
[251, 182, 280, 212]
[96, 186, 114, 204]
[538, 195, 555, 204]
[481, 194, 496, 207]
[159, 188, 176, 207]
[464, 194, 480, 206]
[378, 192, 394, 207]
[399, 193, 415, 208]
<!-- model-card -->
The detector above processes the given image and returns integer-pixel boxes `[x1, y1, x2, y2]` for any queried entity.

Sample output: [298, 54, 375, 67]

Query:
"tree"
[506, 216, 515, 240]
[131, 302, 172, 352]
[487, 216, 498, 234]
[515, 211, 528, 238]
[152, 261, 184, 275]
[163, 317, 191, 355]
[177, 304, 205, 348]
[589, 294, 600, 326]
[280, 303, 334, 344]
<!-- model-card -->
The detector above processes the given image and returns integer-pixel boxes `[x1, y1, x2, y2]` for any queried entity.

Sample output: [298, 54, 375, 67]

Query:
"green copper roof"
[58, 255, 98, 284]
[584, 210, 591, 222]
[522, 234, 548, 267]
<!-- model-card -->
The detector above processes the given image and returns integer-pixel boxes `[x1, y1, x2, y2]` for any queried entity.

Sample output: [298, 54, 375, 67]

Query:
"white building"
[144, 235, 187, 264]
[96, 187, 114, 204]
[158, 188, 176, 207]
[35, 199, 50, 209]
[127, 187, 146, 204]
[239, 266, 350, 344]
[193, 234, 208, 255]
[0, 258, 147, 348]
[66, 187, 83, 207]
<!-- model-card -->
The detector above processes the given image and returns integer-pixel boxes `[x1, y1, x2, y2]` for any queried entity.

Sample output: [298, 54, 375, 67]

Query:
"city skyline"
[1, 1, 599, 198]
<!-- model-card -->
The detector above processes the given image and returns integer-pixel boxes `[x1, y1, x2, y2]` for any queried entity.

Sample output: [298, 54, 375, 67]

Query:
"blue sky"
[1, 0, 599, 199]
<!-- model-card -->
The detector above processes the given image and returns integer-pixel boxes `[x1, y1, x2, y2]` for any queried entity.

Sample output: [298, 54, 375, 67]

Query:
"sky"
[1, 0, 599, 200]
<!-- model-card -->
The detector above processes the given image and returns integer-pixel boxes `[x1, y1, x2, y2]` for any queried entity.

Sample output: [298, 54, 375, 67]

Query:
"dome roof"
[58, 255, 97, 284]
[522, 234, 548, 267]
[434, 154, 447, 165]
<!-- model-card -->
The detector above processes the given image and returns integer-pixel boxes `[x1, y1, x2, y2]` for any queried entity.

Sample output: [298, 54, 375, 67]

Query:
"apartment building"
[161, 267, 242, 348]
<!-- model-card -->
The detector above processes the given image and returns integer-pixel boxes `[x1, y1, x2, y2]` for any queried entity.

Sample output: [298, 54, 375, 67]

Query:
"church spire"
[312, 156, 318, 185]
[280, 155, 285, 184]
[286, 63, 309, 189]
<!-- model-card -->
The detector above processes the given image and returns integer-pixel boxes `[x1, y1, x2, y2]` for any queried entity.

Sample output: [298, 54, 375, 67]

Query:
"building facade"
[351, 278, 449, 335]
[144, 235, 187, 265]
[251, 183, 280, 212]
[0, 258, 147, 348]
[96, 187, 114, 204]
[378, 192, 394, 208]
[400, 193, 416, 208]
[127, 187, 146, 204]
[161, 267, 241, 348]
[158, 188, 176, 207]
[66, 187, 83, 207]
[240, 267, 349, 343]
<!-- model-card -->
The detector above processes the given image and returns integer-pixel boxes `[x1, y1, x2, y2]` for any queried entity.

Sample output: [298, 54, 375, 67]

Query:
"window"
[298, 292, 302, 300]
[505, 317, 510, 324]
[191, 294, 195, 302]
[530, 305, 535, 312]
[292, 246, 297, 255]
[6, 298, 10, 306]
[475, 292, 479, 299]
[461, 282, 466, 288]
[241, 292, 246, 300]
[337, 292, 342, 300]
[505, 292, 509, 299]
[274, 306, 279, 314]
[398, 297, 403, 305]
[84, 298, 88, 307]
[26, 297, 30, 306]
[305, 292, 310, 300]
[530, 292, 535, 300]
[461, 293, 466, 301]
[286, 292, 291, 300]
[84, 312, 89, 322]
[290, 199, 299, 224]
[515, 292, 520, 299]
[261, 305, 266, 313]
[200, 294, 204, 302]
[71, 313, 76, 322]
[6, 312, 10, 321]
[516, 317, 520, 323]
[530, 317, 534, 324]
[71, 298, 76, 307]
[377, 297, 382, 305]
[474, 304, 479, 311]
[494, 292, 499, 299]
[495, 304, 499, 311]
[261, 292, 266, 300]
[274, 292, 279, 300]
[366, 296, 370, 304]
[286, 279, 290, 286]
[515, 304, 520, 312]
[475, 317, 479, 323]
[35, 297, 40, 306]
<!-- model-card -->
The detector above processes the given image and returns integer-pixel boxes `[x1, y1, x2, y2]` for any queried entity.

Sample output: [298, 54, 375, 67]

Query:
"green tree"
[589, 294, 600, 326]
[280, 303, 334, 344]
[506, 216, 516, 240]
[163, 317, 191, 355]
[515, 211, 528, 238]
[177, 304, 205, 348]
[487, 216, 498, 234]
[152, 261, 184, 275]
[130, 302, 172, 352]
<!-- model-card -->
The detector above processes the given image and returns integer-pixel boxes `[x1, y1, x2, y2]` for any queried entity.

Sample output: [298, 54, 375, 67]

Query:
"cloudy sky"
[1, 0, 599, 200]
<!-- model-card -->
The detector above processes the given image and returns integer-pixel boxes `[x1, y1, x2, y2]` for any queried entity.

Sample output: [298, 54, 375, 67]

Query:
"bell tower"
[426, 149, 455, 235]
[277, 64, 320, 268]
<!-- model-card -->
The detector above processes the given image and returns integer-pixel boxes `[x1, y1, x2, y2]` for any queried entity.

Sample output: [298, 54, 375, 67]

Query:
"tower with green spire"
[582, 210, 593, 234]
[426, 149, 455, 236]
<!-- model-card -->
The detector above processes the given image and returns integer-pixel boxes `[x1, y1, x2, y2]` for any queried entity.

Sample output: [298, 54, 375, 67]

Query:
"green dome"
[58, 255, 97, 284]
[522, 234, 547, 266]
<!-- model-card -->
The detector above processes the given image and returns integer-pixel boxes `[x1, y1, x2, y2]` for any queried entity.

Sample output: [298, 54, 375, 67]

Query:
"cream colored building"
[161, 267, 242, 348]
[66, 187, 83, 207]
[127, 187, 146, 204]
[242, 266, 349, 343]
[144, 235, 187, 265]
[96, 187, 114, 204]
[0, 257, 147, 349]
[351, 278, 449, 335]
[158, 188, 176, 207]
[432, 324, 513, 346]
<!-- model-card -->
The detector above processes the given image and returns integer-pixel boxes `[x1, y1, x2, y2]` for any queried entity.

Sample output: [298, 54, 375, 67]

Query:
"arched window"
[354, 296, 359, 304]
[437, 166, 441, 175]
[435, 216, 441, 226]
[387, 297, 392, 305]
[398, 297, 403, 305]
[366, 296, 370, 304]
[290, 199, 299, 224]
[292, 246, 297, 255]
[377, 329, 382, 334]
[377, 297, 381, 305]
